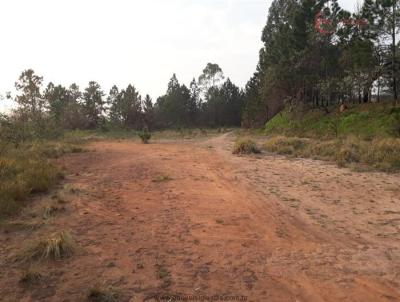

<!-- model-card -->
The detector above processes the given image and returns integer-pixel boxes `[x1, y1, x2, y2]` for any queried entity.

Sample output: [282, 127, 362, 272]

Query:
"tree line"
[242, 0, 400, 127]
[1, 63, 244, 137]
[3, 0, 399, 133]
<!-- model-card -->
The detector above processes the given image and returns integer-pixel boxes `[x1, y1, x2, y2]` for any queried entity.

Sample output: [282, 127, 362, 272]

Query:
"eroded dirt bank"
[1, 134, 399, 301]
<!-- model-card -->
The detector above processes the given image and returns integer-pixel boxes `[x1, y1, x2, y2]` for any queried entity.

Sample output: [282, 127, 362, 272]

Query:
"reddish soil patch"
[1, 134, 399, 301]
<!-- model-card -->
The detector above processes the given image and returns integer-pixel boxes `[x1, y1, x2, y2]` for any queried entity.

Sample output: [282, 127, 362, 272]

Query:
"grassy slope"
[263, 103, 400, 172]
[265, 103, 400, 139]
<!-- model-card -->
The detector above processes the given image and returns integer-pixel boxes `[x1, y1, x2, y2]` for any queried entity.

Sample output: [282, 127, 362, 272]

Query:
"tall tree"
[82, 81, 105, 129]
[44, 83, 69, 123]
[198, 63, 225, 94]
[375, 0, 400, 102]
[14, 69, 44, 120]
[142, 94, 155, 130]
[107, 85, 122, 125]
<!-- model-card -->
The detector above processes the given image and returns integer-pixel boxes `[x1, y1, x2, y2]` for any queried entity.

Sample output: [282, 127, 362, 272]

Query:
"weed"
[233, 139, 260, 155]
[19, 231, 74, 262]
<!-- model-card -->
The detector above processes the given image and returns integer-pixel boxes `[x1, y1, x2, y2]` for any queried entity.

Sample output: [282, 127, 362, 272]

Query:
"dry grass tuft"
[233, 138, 261, 155]
[19, 231, 74, 262]
[152, 175, 173, 183]
[263, 135, 400, 172]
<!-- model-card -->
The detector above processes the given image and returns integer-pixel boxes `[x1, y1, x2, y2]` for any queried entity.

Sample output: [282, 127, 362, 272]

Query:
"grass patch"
[266, 103, 400, 140]
[0, 139, 84, 218]
[66, 128, 235, 141]
[264, 135, 400, 172]
[19, 266, 42, 285]
[87, 284, 120, 302]
[152, 175, 173, 183]
[19, 231, 74, 262]
[42, 204, 64, 219]
[233, 138, 261, 155]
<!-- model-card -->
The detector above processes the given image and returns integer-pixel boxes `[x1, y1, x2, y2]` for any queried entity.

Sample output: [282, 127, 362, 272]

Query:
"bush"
[233, 139, 260, 154]
[138, 130, 151, 144]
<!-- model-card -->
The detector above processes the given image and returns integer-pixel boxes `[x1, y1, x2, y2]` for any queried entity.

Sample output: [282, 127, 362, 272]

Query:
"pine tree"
[82, 81, 105, 129]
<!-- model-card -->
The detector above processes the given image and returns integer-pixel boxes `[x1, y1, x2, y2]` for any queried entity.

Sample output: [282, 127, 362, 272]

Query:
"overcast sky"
[0, 0, 359, 112]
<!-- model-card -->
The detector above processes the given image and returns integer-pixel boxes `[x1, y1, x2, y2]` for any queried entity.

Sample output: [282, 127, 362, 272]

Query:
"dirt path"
[1, 134, 400, 301]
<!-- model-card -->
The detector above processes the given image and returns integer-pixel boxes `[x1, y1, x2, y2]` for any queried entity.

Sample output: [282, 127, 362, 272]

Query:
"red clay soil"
[1, 133, 400, 301]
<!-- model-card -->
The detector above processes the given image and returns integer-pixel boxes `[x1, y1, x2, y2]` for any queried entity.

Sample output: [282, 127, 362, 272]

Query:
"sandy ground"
[1, 133, 400, 301]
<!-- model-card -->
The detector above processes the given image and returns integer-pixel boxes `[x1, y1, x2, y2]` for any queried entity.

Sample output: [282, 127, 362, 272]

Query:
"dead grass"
[152, 175, 173, 183]
[87, 284, 120, 302]
[0, 140, 84, 218]
[19, 266, 42, 285]
[233, 138, 261, 155]
[19, 231, 74, 262]
[264, 135, 400, 172]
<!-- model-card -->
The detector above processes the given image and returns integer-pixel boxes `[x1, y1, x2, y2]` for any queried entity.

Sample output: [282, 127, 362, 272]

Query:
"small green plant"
[138, 130, 151, 144]
[87, 284, 120, 302]
[329, 114, 341, 138]
[19, 231, 74, 262]
[233, 139, 260, 154]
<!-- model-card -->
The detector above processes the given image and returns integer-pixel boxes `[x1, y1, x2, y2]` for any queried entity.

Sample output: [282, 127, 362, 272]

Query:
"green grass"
[265, 103, 400, 140]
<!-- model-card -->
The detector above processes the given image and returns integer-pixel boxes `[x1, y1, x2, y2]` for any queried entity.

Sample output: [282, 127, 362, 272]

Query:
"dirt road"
[1, 134, 400, 301]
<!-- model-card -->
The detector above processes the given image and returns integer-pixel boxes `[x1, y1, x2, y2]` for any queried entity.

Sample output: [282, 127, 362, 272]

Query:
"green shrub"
[138, 131, 151, 144]
[233, 139, 260, 154]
